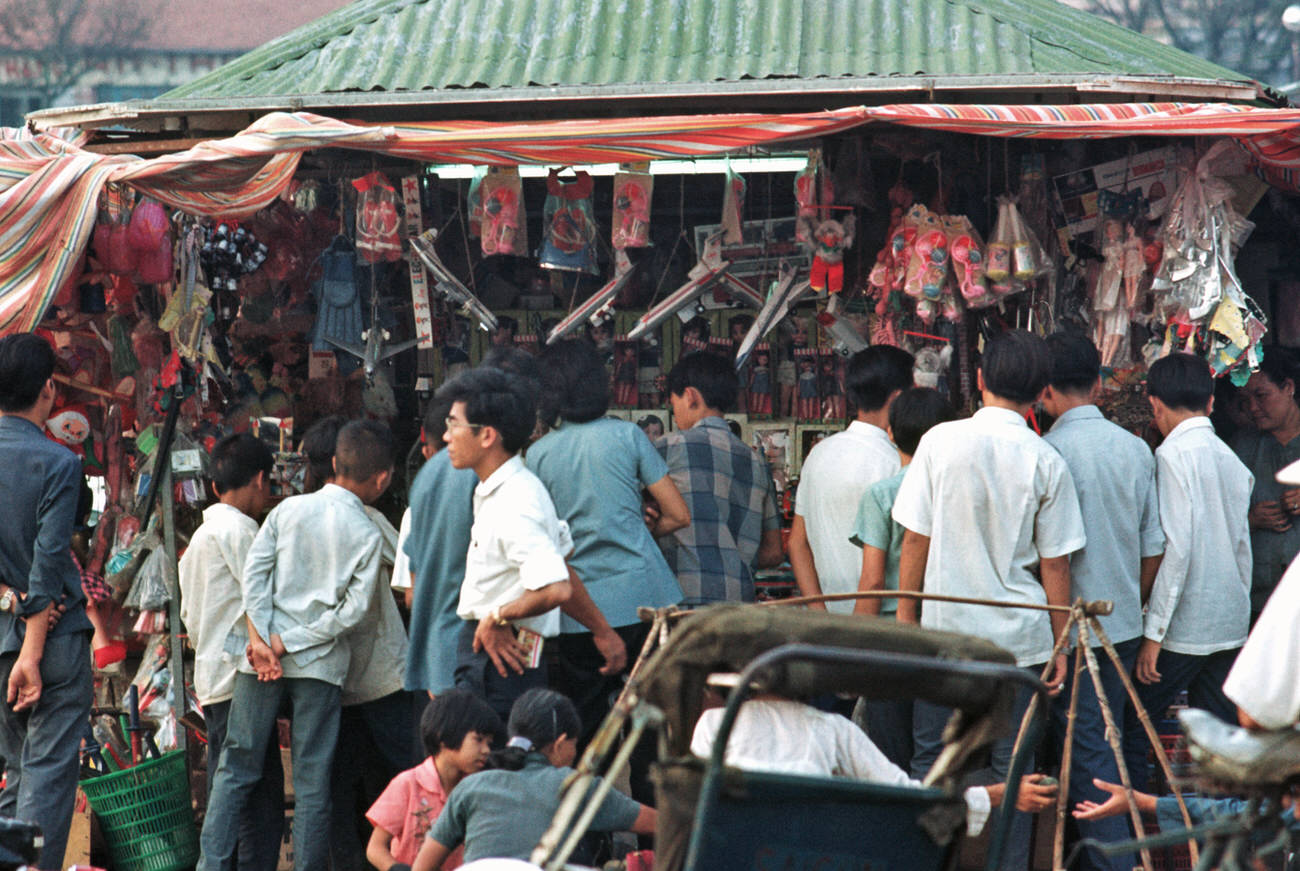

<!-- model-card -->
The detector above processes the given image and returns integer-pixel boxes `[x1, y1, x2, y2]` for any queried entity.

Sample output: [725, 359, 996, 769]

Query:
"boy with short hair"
[178, 433, 283, 871]
[892, 329, 1086, 871]
[366, 690, 502, 871]
[1041, 333, 1164, 871]
[1121, 352, 1252, 787]
[654, 352, 782, 604]
[848, 386, 955, 769]
[198, 420, 394, 871]
[789, 345, 915, 612]
[436, 367, 574, 722]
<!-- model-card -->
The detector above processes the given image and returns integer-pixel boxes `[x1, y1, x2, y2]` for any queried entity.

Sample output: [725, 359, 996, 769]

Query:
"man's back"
[892, 407, 1085, 666]
[655, 416, 777, 604]
[1148, 417, 1253, 653]
[1044, 406, 1162, 643]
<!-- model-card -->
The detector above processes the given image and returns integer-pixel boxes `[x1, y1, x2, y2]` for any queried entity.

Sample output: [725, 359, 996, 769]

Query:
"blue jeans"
[0, 633, 92, 871]
[912, 664, 1040, 871]
[1122, 646, 1240, 793]
[199, 673, 340, 871]
[204, 699, 285, 871]
[1050, 637, 1139, 871]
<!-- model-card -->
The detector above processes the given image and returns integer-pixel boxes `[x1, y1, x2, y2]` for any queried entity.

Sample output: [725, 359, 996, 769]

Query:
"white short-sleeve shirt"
[1223, 554, 1300, 729]
[892, 406, 1086, 666]
[458, 456, 572, 637]
[795, 421, 901, 613]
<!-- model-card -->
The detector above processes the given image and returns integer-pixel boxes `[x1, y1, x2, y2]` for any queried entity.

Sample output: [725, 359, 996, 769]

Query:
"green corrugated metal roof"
[163, 0, 1253, 102]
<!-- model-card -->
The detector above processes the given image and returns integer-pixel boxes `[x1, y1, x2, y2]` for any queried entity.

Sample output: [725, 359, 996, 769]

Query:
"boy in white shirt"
[179, 433, 283, 871]
[436, 366, 618, 723]
[892, 329, 1085, 871]
[1122, 352, 1252, 790]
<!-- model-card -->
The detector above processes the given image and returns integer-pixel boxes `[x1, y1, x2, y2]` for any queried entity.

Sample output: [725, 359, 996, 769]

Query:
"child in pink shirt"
[366, 690, 501, 871]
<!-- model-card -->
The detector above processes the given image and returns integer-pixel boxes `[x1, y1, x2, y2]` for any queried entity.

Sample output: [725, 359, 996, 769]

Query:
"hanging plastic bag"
[124, 547, 170, 611]
[353, 171, 403, 262]
[539, 169, 598, 274]
[466, 167, 487, 239]
[947, 215, 993, 309]
[794, 149, 834, 242]
[479, 167, 528, 257]
[127, 199, 173, 284]
[721, 164, 746, 244]
[612, 166, 653, 250]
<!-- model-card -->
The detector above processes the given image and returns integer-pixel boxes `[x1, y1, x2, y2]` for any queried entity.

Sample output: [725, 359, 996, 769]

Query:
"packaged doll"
[747, 345, 773, 416]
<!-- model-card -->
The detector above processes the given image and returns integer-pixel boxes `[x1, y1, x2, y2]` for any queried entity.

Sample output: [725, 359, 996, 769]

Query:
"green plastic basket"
[81, 750, 199, 871]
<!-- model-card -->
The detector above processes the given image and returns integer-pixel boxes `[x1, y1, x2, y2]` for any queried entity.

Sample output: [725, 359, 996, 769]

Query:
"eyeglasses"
[444, 416, 483, 433]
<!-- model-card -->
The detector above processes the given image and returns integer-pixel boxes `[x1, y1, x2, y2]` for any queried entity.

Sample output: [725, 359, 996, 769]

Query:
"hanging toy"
[45, 404, 92, 456]
[127, 199, 174, 285]
[800, 213, 856, 310]
[721, 164, 746, 245]
[794, 149, 835, 242]
[539, 169, 598, 273]
[612, 166, 653, 250]
[479, 168, 528, 257]
[352, 172, 403, 262]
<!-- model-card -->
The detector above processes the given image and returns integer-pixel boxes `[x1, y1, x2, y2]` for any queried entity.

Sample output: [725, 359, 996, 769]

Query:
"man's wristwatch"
[0, 589, 15, 614]
[488, 607, 510, 627]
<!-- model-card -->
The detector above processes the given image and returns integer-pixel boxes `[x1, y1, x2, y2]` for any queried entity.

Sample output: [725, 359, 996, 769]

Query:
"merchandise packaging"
[721, 164, 746, 244]
[612, 166, 653, 249]
[539, 169, 598, 273]
[479, 167, 528, 257]
[352, 171, 403, 262]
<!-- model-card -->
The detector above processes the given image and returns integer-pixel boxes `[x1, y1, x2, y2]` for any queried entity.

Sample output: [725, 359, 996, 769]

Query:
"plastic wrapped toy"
[612, 168, 653, 250]
[480, 167, 528, 257]
[540, 169, 597, 273]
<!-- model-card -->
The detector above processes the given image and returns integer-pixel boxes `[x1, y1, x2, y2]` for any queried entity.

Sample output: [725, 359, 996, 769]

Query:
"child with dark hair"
[412, 689, 655, 871]
[1121, 352, 1252, 787]
[366, 690, 501, 871]
[789, 345, 914, 615]
[892, 329, 1085, 871]
[844, 387, 954, 770]
[199, 421, 395, 871]
[656, 352, 782, 604]
[179, 433, 283, 871]
[434, 368, 574, 722]
[300, 415, 346, 492]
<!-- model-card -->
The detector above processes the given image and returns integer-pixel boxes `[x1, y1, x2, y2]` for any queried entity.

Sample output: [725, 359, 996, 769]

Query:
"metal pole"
[158, 438, 188, 753]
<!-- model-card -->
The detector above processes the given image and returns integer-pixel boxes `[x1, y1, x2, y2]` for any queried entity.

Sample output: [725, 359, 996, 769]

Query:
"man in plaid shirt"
[654, 352, 783, 604]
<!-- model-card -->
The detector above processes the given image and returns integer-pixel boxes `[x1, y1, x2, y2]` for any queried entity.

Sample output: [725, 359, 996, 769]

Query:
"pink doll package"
[612, 167, 653, 250]
[479, 167, 528, 258]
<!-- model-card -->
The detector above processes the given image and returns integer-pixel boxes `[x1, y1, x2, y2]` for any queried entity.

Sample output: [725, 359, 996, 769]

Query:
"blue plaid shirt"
[654, 416, 779, 604]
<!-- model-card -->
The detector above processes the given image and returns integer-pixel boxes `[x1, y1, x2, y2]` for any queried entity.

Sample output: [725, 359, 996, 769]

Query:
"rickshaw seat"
[1178, 709, 1300, 790]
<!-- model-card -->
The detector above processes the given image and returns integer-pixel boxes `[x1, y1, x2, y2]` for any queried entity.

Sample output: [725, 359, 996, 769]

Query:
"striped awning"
[5, 103, 1300, 335]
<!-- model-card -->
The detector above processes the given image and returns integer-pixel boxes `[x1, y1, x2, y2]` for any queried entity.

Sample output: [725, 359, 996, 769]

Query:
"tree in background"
[1075, 0, 1295, 86]
[0, 0, 152, 110]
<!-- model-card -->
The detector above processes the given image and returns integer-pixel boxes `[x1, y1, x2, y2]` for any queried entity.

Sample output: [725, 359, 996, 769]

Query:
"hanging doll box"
[540, 169, 598, 273]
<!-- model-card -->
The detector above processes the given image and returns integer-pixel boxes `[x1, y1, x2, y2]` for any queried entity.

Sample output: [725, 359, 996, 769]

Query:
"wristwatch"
[0, 589, 15, 614]
[488, 607, 510, 627]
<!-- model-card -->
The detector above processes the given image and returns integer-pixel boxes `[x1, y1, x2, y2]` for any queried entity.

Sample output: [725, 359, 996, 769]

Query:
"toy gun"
[409, 229, 499, 333]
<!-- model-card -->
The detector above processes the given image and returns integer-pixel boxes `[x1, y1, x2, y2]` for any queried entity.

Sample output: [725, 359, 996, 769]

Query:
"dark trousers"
[329, 691, 417, 871]
[198, 673, 340, 871]
[1050, 637, 1139, 871]
[0, 633, 92, 871]
[1122, 646, 1240, 793]
[856, 697, 914, 772]
[204, 699, 285, 871]
[454, 621, 547, 727]
[552, 622, 655, 805]
[913, 664, 1041, 871]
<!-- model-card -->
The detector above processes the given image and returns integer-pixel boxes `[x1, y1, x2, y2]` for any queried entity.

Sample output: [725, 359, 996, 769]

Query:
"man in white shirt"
[179, 433, 283, 871]
[789, 345, 914, 612]
[1041, 333, 1164, 871]
[893, 330, 1085, 871]
[436, 366, 619, 724]
[198, 421, 393, 871]
[1121, 353, 1253, 790]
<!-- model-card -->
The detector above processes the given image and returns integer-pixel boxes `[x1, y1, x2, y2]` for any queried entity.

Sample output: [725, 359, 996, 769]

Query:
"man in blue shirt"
[654, 352, 782, 604]
[1041, 332, 1164, 871]
[0, 333, 94, 871]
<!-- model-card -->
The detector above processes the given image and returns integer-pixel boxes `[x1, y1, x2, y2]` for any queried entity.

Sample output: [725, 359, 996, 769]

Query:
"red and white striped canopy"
[5, 103, 1300, 334]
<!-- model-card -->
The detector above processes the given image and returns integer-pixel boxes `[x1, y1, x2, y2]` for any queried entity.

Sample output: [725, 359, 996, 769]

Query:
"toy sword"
[546, 250, 638, 345]
[409, 229, 499, 333]
[734, 263, 810, 369]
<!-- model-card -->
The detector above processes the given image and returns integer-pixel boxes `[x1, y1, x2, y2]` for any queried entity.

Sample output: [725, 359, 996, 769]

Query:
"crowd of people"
[0, 324, 1297, 871]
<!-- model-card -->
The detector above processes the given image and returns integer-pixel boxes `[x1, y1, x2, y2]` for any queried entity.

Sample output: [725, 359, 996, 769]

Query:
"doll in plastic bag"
[540, 169, 598, 273]
[480, 168, 528, 257]
[722, 166, 746, 244]
[352, 172, 402, 263]
[612, 168, 653, 249]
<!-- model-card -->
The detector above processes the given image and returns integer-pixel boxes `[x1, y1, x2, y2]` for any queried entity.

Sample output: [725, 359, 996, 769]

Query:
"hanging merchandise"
[480, 167, 528, 257]
[721, 163, 746, 244]
[539, 169, 598, 274]
[794, 149, 835, 242]
[127, 199, 174, 285]
[800, 212, 855, 307]
[987, 195, 1047, 300]
[612, 165, 653, 250]
[466, 166, 487, 239]
[946, 216, 994, 309]
[899, 205, 959, 323]
[97, 185, 138, 276]
[352, 171, 403, 262]
[310, 236, 364, 353]
[1148, 141, 1265, 381]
